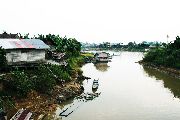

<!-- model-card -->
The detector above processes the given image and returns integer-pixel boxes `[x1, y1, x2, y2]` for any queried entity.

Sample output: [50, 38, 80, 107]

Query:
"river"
[55, 52, 180, 120]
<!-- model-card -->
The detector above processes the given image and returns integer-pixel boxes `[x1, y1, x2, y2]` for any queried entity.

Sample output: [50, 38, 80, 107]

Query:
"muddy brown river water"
[54, 52, 180, 120]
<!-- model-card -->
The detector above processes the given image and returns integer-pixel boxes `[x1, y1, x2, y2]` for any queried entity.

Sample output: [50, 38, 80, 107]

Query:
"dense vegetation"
[143, 36, 180, 69]
[13, 32, 81, 57]
[36, 34, 81, 57]
[81, 41, 159, 52]
[2, 61, 83, 97]
[0, 33, 83, 98]
[0, 47, 6, 68]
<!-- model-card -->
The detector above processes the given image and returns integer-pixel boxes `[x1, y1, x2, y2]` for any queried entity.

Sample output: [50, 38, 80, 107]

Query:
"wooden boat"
[10, 108, 32, 120]
[92, 79, 99, 89]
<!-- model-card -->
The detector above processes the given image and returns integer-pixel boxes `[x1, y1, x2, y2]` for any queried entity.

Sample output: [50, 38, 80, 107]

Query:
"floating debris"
[59, 92, 101, 117]
[79, 92, 101, 101]
[59, 102, 82, 117]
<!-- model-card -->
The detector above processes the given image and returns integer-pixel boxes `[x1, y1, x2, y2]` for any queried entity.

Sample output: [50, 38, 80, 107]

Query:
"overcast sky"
[0, 0, 180, 43]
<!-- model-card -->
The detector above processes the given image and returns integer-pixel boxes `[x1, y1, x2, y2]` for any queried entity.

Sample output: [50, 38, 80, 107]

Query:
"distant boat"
[94, 52, 109, 63]
[92, 79, 99, 89]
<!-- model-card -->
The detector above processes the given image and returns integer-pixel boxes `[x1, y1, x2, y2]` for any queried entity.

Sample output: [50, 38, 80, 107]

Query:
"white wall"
[6, 49, 46, 65]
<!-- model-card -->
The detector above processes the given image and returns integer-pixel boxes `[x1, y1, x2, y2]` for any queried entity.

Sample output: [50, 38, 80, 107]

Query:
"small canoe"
[92, 79, 99, 89]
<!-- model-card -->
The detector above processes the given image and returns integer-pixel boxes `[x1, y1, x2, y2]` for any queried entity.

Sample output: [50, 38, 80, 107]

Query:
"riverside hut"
[94, 52, 109, 63]
[0, 39, 50, 66]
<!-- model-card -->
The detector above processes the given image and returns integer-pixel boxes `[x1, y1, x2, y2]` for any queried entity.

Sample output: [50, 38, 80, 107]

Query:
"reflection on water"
[59, 93, 101, 117]
[56, 76, 101, 119]
[57, 92, 101, 118]
[94, 63, 109, 72]
[143, 66, 180, 98]
[55, 52, 180, 120]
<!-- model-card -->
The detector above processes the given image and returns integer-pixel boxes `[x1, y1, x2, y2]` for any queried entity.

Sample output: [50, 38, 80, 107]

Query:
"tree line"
[143, 36, 180, 69]
[82, 41, 162, 52]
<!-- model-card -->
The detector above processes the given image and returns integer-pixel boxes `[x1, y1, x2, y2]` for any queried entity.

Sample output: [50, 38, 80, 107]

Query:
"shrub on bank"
[47, 64, 71, 82]
[33, 65, 56, 94]
[10, 70, 33, 97]
[143, 36, 180, 69]
[2, 57, 84, 97]
[0, 47, 7, 69]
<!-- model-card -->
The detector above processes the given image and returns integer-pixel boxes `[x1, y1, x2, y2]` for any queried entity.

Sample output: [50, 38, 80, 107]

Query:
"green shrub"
[0, 47, 7, 68]
[10, 70, 33, 97]
[143, 36, 180, 69]
[48, 64, 71, 82]
[34, 65, 56, 93]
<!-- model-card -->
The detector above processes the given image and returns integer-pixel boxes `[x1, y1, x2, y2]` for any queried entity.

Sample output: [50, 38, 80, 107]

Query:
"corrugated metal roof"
[23, 39, 50, 49]
[0, 39, 50, 49]
[95, 52, 108, 57]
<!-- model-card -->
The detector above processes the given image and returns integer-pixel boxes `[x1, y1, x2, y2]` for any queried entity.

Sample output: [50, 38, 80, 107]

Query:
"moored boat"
[92, 79, 99, 89]
[94, 52, 109, 63]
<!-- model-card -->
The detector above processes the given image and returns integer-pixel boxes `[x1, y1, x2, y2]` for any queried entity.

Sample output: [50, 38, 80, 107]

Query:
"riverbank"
[12, 81, 84, 120]
[0, 56, 89, 119]
[139, 61, 180, 79]
[1, 70, 86, 120]
[1, 71, 86, 119]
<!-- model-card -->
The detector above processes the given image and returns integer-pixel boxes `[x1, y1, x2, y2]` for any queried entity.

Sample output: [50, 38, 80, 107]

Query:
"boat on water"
[94, 52, 109, 63]
[108, 55, 112, 59]
[92, 79, 99, 89]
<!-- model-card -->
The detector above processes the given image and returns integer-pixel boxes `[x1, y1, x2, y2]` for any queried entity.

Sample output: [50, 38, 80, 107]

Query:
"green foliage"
[67, 56, 84, 69]
[37, 34, 81, 57]
[32, 65, 56, 93]
[47, 64, 71, 82]
[0, 47, 7, 68]
[97, 41, 150, 51]
[10, 70, 33, 97]
[2, 57, 84, 96]
[4, 65, 60, 95]
[1, 32, 83, 97]
[81, 53, 94, 58]
[143, 36, 180, 69]
[0, 97, 14, 111]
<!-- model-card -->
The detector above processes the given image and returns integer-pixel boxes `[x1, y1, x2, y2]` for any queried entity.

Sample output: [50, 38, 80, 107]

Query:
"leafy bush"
[37, 34, 81, 57]
[0, 33, 84, 98]
[143, 36, 180, 69]
[33, 65, 56, 93]
[10, 70, 33, 97]
[47, 64, 71, 82]
[0, 47, 7, 68]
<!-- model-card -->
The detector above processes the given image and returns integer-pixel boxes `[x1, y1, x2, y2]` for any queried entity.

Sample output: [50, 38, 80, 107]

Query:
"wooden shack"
[0, 39, 50, 65]
[94, 52, 109, 63]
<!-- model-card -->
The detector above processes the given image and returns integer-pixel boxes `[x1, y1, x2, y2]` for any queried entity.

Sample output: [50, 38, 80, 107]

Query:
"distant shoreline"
[82, 48, 146, 52]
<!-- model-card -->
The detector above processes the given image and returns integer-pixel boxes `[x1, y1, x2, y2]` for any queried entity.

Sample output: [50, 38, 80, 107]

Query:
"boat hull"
[92, 85, 98, 89]
[92, 79, 99, 89]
